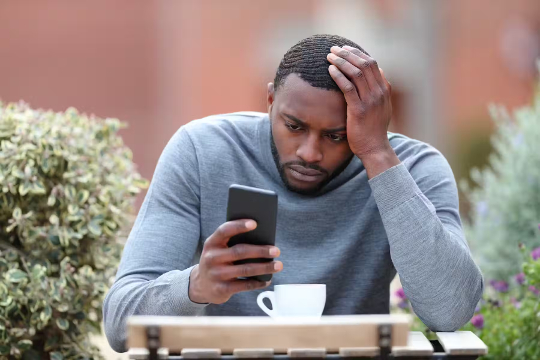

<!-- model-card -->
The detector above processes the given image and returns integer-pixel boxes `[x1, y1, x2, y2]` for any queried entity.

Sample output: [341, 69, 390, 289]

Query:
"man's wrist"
[188, 265, 209, 304]
[357, 146, 401, 179]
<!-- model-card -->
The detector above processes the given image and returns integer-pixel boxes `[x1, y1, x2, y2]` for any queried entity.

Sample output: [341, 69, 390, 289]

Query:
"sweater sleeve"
[102, 126, 208, 353]
[367, 145, 484, 332]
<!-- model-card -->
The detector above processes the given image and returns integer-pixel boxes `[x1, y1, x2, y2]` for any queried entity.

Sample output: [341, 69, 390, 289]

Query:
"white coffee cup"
[257, 284, 326, 318]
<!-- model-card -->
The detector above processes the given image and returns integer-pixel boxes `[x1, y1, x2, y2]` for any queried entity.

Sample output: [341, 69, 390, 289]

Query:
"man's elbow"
[423, 276, 484, 332]
[102, 291, 128, 353]
[420, 304, 474, 332]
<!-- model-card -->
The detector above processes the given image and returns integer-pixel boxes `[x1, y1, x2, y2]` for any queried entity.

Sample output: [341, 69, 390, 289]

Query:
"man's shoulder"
[387, 131, 449, 168]
[175, 111, 266, 158]
[182, 111, 267, 136]
[388, 131, 443, 155]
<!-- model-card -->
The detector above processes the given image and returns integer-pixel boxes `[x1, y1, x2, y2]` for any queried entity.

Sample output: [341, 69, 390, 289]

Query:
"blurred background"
[1, 0, 540, 357]
[2, 0, 539, 199]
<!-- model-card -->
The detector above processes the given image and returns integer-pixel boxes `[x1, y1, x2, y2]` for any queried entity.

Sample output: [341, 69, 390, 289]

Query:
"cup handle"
[257, 291, 277, 318]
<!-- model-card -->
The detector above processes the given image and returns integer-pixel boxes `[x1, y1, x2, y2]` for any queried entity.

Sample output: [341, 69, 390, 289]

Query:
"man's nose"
[296, 134, 323, 164]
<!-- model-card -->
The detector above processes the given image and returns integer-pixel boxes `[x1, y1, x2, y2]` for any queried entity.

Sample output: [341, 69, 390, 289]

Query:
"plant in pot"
[0, 101, 148, 359]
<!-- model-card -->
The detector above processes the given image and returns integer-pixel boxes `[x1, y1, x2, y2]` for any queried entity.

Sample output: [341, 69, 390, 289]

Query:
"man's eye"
[285, 123, 302, 131]
[328, 134, 347, 142]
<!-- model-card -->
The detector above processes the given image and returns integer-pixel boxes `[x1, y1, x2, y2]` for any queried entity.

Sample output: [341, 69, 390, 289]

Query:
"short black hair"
[273, 34, 370, 92]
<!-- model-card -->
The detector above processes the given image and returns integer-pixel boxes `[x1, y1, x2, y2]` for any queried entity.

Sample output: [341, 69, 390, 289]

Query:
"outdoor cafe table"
[126, 315, 488, 360]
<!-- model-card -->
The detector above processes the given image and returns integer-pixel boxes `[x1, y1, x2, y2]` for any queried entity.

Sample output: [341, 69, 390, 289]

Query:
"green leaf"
[49, 214, 59, 225]
[59, 229, 69, 247]
[56, 303, 69, 312]
[40, 305, 52, 322]
[31, 181, 46, 194]
[19, 181, 31, 196]
[133, 178, 149, 189]
[31, 264, 45, 279]
[74, 311, 86, 320]
[88, 219, 102, 236]
[0, 296, 13, 306]
[47, 194, 56, 206]
[67, 204, 79, 215]
[6, 221, 17, 233]
[98, 192, 110, 203]
[6, 269, 27, 283]
[105, 220, 117, 229]
[48, 235, 60, 246]
[65, 185, 76, 200]
[11, 167, 24, 179]
[13, 207, 22, 219]
[17, 339, 32, 350]
[44, 335, 58, 351]
[0, 345, 10, 355]
[77, 189, 90, 204]
[26, 228, 39, 241]
[56, 318, 69, 330]
[50, 351, 63, 360]
[41, 156, 50, 173]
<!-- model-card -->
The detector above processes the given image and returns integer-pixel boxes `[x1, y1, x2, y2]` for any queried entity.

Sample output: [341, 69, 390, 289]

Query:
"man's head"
[267, 34, 370, 196]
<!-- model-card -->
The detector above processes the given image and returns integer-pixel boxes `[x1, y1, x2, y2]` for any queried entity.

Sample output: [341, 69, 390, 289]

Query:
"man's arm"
[326, 44, 483, 331]
[102, 126, 207, 353]
[367, 145, 484, 331]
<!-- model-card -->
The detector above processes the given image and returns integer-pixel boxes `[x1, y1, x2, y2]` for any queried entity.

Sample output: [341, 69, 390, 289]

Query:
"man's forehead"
[275, 75, 347, 127]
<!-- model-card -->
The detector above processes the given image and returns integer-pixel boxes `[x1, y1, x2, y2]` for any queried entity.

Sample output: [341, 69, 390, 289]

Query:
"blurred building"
[1, 0, 539, 204]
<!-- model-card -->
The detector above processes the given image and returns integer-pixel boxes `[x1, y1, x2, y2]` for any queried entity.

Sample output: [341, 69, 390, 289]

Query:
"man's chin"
[284, 172, 326, 195]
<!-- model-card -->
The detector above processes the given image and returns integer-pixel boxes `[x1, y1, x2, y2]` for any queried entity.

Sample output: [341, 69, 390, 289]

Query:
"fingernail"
[246, 220, 257, 229]
[269, 247, 279, 256]
[330, 45, 341, 51]
[274, 262, 283, 271]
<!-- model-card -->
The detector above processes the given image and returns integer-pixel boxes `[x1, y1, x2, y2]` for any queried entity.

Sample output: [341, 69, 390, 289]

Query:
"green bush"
[394, 245, 540, 359]
[459, 61, 540, 280]
[392, 61, 540, 358]
[0, 101, 148, 359]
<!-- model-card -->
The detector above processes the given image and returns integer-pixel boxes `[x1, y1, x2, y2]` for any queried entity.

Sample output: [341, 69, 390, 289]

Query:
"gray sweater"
[103, 112, 484, 352]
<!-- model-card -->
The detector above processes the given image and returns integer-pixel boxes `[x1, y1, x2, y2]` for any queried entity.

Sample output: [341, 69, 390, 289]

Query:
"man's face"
[267, 73, 354, 196]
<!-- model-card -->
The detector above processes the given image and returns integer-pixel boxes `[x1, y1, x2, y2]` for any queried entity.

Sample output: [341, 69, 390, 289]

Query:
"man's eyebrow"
[283, 113, 346, 133]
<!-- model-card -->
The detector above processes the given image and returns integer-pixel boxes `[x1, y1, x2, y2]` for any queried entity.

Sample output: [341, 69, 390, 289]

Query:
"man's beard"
[269, 121, 354, 196]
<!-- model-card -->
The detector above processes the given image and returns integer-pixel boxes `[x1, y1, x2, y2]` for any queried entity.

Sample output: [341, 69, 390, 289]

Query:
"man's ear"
[267, 83, 275, 115]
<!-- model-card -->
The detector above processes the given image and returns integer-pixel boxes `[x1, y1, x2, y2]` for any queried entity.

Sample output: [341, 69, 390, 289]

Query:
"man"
[103, 34, 484, 352]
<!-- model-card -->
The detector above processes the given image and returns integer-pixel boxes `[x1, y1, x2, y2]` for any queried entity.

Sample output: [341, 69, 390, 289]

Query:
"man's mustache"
[283, 162, 327, 175]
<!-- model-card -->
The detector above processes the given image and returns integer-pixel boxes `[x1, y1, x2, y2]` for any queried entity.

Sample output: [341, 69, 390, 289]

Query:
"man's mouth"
[287, 165, 323, 182]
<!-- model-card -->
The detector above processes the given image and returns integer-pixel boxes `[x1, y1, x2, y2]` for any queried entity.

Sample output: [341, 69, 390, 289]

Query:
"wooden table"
[127, 315, 487, 360]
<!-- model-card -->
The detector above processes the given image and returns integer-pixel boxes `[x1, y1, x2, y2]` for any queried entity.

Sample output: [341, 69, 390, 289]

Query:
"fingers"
[222, 279, 271, 295]
[379, 68, 392, 94]
[211, 260, 283, 281]
[327, 48, 370, 100]
[210, 244, 280, 264]
[206, 219, 257, 248]
[342, 46, 386, 93]
[328, 65, 361, 106]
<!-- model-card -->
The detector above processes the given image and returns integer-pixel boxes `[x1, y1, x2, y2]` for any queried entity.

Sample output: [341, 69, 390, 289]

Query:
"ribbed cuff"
[169, 265, 209, 315]
[368, 163, 421, 215]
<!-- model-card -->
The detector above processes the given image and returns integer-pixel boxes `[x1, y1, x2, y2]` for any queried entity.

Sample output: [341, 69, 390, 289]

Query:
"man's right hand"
[188, 219, 283, 304]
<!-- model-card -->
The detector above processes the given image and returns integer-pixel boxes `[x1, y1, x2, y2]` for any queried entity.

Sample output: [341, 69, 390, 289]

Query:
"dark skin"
[267, 74, 354, 196]
[189, 46, 400, 304]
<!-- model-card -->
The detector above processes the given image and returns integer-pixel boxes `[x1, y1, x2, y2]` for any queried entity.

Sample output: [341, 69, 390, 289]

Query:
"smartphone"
[226, 184, 278, 282]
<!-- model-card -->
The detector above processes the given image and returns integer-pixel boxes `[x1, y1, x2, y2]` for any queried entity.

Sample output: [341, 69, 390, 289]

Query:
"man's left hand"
[327, 46, 393, 160]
